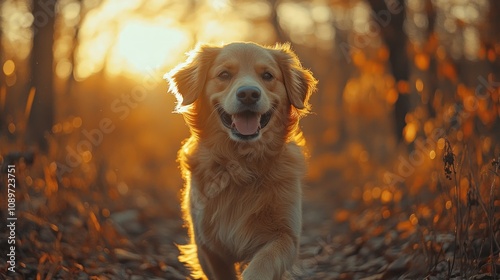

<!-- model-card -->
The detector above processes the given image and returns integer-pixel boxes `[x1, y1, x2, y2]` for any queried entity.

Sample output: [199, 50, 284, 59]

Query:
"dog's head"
[166, 42, 316, 142]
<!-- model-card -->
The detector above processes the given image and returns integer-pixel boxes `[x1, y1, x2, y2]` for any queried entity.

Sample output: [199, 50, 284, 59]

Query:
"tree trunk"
[0, 0, 4, 134]
[268, 0, 289, 43]
[367, 0, 410, 142]
[28, 0, 56, 151]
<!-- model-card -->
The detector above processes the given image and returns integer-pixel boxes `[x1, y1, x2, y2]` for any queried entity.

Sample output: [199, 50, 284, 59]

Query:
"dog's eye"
[218, 71, 232, 80]
[262, 72, 274, 81]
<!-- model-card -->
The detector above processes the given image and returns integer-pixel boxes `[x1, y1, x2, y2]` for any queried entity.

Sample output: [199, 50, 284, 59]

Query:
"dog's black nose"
[236, 86, 261, 105]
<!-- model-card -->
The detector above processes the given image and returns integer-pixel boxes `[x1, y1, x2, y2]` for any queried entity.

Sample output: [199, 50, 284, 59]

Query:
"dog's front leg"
[241, 234, 298, 280]
[197, 243, 238, 280]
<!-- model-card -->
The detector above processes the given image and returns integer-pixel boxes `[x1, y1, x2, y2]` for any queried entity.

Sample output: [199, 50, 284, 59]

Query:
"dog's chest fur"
[184, 141, 305, 260]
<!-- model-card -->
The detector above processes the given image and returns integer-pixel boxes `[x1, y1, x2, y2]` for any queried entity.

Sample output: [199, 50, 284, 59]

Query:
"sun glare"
[208, 0, 231, 11]
[76, 18, 190, 80]
[74, 0, 193, 80]
[108, 20, 190, 76]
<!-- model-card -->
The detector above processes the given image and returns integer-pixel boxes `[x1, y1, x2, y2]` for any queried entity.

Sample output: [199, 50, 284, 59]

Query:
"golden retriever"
[166, 42, 317, 280]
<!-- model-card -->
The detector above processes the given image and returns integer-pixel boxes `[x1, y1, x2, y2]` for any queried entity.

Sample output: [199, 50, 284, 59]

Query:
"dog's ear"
[272, 44, 317, 114]
[165, 44, 220, 111]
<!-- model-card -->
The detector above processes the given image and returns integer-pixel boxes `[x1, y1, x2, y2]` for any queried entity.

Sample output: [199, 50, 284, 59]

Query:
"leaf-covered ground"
[0, 133, 498, 279]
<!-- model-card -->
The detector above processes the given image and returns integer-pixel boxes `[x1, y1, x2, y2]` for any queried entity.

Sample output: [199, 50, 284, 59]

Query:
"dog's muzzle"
[218, 86, 273, 140]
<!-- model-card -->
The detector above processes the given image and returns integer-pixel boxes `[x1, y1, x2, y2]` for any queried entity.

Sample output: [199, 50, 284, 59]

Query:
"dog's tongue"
[232, 112, 260, 135]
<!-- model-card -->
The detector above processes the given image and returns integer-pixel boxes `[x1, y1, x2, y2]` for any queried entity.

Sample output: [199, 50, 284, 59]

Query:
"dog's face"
[167, 42, 316, 142]
[207, 44, 278, 141]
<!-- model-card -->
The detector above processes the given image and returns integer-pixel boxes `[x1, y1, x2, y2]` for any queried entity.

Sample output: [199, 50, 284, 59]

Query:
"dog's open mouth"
[218, 108, 273, 140]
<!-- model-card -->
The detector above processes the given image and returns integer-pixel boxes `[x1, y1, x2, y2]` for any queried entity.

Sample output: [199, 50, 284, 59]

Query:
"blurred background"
[0, 0, 499, 279]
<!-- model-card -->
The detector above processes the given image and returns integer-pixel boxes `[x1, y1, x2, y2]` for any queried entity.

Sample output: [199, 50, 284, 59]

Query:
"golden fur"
[166, 42, 317, 280]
